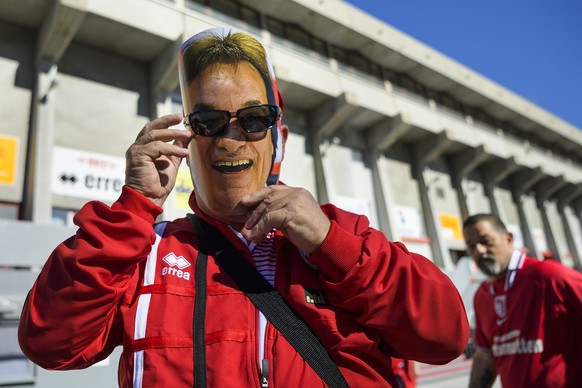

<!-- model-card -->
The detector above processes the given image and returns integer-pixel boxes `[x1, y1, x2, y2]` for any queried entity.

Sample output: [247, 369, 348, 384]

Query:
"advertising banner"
[0, 135, 18, 186]
[51, 146, 125, 202]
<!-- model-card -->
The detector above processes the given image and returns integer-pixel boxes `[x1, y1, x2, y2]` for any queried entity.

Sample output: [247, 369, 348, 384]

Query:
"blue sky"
[345, 0, 582, 130]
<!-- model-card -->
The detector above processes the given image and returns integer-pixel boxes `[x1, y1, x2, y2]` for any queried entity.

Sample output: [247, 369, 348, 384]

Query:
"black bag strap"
[188, 214, 349, 388]
[193, 249, 208, 387]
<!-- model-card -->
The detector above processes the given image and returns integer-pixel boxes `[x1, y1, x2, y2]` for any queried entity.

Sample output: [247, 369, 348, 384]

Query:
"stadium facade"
[1, 0, 581, 384]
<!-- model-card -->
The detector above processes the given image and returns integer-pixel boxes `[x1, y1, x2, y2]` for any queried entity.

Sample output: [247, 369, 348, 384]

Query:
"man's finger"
[243, 187, 290, 229]
[241, 185, 292, 207]
[136, 114, 184, 140]
[245, 208, 286, 241]
[135, 128, 191, 146]
[147, 114, 183, 130]
[132, 141, 190, 160]
[245, 200, 279, 230]
[241, 187, 271, 205]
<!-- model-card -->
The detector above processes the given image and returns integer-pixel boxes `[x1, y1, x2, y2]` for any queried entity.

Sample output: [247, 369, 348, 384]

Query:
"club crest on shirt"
[304, 289, 330, 306]
[494, 295, 507, 325]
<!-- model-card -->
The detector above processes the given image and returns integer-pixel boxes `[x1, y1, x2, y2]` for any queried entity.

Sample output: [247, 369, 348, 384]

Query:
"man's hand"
[125, 114, 191, 207]
[241, 185, 331, 253]
[468, 350, 497, 388]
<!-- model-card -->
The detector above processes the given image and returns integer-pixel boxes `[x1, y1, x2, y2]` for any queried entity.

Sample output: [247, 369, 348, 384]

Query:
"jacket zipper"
[258, 313, 269, 387]
[261, 359, 269, 387]
[261, 241, 279, 387]
[258, 235, 278, 387]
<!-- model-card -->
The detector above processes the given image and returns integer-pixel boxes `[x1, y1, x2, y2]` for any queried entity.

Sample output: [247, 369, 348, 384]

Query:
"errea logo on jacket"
[161, 252, 191, 280]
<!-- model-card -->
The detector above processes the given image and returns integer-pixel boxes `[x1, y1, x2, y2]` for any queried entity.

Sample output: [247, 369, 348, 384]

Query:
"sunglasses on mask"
[184, 104, 281, 137]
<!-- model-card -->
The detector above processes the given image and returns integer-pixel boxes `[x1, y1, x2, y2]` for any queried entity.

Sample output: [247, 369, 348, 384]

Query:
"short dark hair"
[463, 213, 508, 235]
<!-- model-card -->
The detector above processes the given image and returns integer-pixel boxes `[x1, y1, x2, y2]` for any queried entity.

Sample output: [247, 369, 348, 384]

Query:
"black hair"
[463, 213, 508, 235]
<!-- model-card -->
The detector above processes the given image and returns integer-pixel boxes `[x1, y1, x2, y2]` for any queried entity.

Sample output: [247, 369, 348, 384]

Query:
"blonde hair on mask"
[182, 31, 270, 85]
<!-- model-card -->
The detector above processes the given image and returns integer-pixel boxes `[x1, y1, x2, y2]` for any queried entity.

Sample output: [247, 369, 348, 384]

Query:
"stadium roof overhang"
[2, 0, 581, 153]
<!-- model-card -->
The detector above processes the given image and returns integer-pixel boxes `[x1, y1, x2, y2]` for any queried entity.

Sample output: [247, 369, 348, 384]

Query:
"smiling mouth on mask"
[213, 160, 253, 173]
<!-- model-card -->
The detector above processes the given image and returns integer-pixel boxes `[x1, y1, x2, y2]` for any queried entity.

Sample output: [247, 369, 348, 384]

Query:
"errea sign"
[51, 146, 125, 201]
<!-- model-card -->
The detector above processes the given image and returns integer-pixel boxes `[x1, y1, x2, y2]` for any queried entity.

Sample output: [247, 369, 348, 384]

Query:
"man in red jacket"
[19, 27, 469, 387]
[465, 214, 582, 387]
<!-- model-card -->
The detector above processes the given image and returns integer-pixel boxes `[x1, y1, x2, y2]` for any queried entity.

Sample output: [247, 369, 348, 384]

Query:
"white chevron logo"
[162, 253, 191, 270]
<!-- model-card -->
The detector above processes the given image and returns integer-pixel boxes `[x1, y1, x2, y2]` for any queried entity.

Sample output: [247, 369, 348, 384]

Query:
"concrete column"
[307, 92, 359, 204]
[151, 36, 185, 106]
[480, 157, 520, 218]
[412, 131, 454, 270]
[558, 184, 582, 211]
[576, 199, 582, 263]
[556, 184, 582, 270]
[21, 0, 86, 222]
[364, 113, 411, 151]
[534, 176, 567, 261]
[22, 62, 58, 223]
[510, 167, 545, 258]
[362, 114, 411, 240]
[364, 150, 392, 240]
[309, 135, 330, 204]
[36, 0, 87, 64]
[448, 145, 490, 220]
[574, 199, 582, 226]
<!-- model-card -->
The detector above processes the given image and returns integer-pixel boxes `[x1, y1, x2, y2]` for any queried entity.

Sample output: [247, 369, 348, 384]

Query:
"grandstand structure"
[2, 0, 582, 386]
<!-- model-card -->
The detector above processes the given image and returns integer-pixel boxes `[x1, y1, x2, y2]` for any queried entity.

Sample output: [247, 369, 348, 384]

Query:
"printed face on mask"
[186, 62, 277, 225]
[463, 221, 514, 279]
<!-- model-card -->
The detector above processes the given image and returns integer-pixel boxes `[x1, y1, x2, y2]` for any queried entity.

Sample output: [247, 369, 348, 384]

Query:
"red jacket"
[19, 186, 469, 387]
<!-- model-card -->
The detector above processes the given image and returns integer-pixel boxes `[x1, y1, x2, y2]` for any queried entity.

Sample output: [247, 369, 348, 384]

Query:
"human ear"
[506, 232, 514, 246]
[280, 124, 289, 160]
